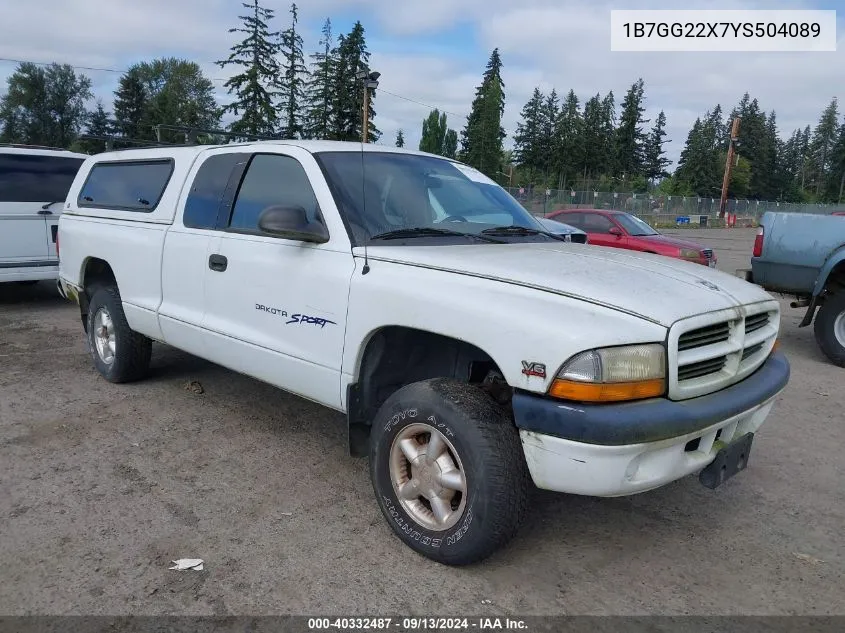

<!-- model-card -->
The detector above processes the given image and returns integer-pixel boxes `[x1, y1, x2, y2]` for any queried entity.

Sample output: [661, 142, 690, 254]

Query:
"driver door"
[200, 149, 354, 410]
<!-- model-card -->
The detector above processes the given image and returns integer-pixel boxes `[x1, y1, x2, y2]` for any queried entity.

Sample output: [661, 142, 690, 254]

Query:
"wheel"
[86, 286, 152, 383]
[369, 378, 529, 565]
[814, 292, 845, 367]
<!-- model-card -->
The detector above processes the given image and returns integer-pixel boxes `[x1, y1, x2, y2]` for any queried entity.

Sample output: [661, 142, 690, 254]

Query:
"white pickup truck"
[57, 142, 790, 565]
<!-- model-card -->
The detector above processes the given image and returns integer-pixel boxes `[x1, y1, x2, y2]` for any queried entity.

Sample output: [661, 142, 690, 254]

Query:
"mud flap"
[699, 432, 754, 489]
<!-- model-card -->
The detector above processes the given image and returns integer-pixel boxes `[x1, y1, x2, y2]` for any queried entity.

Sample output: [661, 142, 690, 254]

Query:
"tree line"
[0, 0, 380, 151]
[1, 1, 843, 204]
[505, 77, 845, 204]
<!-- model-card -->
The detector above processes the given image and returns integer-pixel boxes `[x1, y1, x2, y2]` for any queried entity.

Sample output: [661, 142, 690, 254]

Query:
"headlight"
[679, 248, 701, 259]
[548, 344, 666, 403]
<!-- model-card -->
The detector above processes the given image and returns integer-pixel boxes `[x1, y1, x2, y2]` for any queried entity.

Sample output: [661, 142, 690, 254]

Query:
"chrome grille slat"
[678, 323, 730, 350]
[744, 313, 769, 334]
[741, 342, 764, 361]
[678, 356, 727, 381]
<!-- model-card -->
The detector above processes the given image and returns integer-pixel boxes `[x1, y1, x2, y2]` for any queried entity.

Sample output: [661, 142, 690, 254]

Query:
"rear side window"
[0, 153, 84, 202]
[183, 153, 250, 229]
[583, 213, 615, 233]
[557, 213, 584, 229]
[78, 160, 173, 212]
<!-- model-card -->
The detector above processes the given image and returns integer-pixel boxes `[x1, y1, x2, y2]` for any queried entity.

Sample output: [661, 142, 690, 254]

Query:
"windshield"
[614, 213, 659, 236]
[315, 151, 547, 245]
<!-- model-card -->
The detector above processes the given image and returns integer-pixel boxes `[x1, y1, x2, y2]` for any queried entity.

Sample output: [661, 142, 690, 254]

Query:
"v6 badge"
[521, 361, 546, 378]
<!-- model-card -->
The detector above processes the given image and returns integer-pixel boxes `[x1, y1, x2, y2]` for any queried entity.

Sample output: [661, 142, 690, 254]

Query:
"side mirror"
[257, 205, 329, 244]
[609, 227, 623, 237]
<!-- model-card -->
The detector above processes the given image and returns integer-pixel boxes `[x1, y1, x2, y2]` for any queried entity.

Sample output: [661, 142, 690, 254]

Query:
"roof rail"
[0, 143, 69, 151]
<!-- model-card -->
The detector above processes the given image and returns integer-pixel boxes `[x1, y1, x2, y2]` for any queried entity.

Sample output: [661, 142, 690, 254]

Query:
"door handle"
[208, 254, 228, 272]
[37, 209, 53, 215]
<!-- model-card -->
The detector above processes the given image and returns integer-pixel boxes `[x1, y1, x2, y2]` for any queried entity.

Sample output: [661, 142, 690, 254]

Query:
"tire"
[86, 286, 152, 383]
[369, 378, 529, 565]
[814, 292, 845, 367]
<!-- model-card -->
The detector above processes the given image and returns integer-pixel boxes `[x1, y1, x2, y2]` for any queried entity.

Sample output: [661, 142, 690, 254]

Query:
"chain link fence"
[505, 187, 844, 227]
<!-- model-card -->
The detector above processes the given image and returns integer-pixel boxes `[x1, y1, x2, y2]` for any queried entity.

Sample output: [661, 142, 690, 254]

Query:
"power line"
[0, 56, 468, 119]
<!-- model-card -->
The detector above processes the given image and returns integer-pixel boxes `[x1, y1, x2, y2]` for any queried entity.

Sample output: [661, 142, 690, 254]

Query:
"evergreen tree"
[615, 78, 647, 178]
[395, 129, 405, 147]
[761, 111, 782, 199]
[459, 49, 506, 176]
[580, 94, 604, 180]
[79, 101, 111, 154]
[216, 0, 282, 138]
[824, 120, 845, 202]
[809, 98, 839, 196]
[330, 22, 379, 142]
[443, 129, 458, 159]
[303, 18, 336, 139]
[675, 110, 722, 196]
[279, 3, 307, 138]
[599, 91, 617, 177]
[113, 68, 148, 141]
[643, 110, 670, 183]
[539, 90, 559, 183]
[512, 88, 544, 180]
[552, 89, 583, 188]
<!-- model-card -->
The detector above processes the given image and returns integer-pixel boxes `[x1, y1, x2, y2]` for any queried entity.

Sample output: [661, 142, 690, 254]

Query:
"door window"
[582, 213, 615, 233]
[229, 154, 321, 233]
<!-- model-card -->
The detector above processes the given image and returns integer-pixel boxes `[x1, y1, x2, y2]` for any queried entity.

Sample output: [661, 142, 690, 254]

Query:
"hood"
[363, 242, 770, 327]
[636, 233, 711, 251]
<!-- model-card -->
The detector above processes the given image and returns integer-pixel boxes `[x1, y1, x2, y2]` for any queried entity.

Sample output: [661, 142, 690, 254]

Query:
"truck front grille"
[669, 303, 779, 400]
[702, 249, 713, 259]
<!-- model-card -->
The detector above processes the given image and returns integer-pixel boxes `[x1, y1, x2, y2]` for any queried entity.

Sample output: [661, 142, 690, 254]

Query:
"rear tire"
[814, 292, 845, 367]
[369, 378, 529, 565]
[86, 286, 152, 383]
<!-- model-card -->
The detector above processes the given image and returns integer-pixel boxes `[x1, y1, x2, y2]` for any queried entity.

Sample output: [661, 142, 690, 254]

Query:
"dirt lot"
[1, 228, 843, 616]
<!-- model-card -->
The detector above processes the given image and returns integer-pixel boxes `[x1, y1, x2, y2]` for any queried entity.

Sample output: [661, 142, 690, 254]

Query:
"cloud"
[1, 0, 842, 168]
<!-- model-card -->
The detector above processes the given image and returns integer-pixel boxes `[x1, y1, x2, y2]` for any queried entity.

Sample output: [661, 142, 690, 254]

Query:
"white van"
[0, 146, 87, 284]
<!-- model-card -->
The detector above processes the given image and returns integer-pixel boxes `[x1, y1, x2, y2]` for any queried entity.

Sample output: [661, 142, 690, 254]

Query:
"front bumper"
[513, 351, 789, 497]
[57, 277, 81, 303]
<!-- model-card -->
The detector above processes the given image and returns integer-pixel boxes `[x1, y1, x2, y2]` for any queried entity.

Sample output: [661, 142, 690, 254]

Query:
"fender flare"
[812, 244, 845, 297]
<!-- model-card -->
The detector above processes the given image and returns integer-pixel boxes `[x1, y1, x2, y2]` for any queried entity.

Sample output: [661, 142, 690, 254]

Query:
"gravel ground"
[1, 228, 843, 616]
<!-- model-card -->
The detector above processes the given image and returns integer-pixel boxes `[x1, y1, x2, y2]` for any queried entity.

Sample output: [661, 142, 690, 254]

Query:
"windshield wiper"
[481, 225, 564, 240]
[369, 227, 505, 243]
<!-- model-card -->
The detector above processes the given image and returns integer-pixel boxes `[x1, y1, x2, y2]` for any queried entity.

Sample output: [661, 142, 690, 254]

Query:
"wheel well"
[79, 258, 117, 332]
[822, 261, 845, 295]
[346, 327, 509, 457]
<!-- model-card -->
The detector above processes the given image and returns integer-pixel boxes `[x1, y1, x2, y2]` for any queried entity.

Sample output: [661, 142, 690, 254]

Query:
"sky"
[1, 0, 843, 170]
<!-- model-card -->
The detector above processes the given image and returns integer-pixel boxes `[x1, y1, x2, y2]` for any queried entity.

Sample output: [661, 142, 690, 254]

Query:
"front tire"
[86, 286, 152, 383]
[814, 292, 845, 367]
[369, 378, 529, 565]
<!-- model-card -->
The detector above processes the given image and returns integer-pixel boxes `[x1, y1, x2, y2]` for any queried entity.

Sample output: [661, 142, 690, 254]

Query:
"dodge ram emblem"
[697, 280, 720, 291]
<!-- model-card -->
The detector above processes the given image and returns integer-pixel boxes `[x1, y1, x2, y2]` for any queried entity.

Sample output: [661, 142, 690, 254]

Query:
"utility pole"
[719, 117, 741, 219]
[362, 86, 370, 144]
[358, 69, 380, 144]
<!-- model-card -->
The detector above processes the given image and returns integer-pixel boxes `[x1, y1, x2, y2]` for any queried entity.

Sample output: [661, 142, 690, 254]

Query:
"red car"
[547, 208, 717, 268]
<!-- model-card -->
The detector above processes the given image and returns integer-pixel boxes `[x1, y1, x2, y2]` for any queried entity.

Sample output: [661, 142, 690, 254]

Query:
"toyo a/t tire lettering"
[369, 378, 529, 565]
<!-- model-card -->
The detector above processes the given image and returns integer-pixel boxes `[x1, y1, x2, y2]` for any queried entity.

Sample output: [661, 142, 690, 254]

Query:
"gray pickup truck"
[747, 211, 845, 366]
